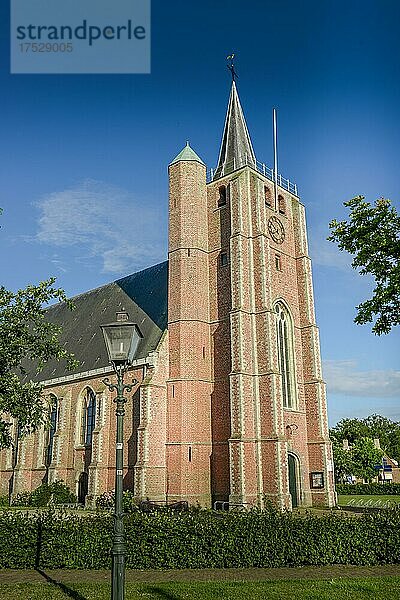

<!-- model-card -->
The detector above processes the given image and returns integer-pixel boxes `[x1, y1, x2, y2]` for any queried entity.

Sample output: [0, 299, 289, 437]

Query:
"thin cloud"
[34, 180, 167, 274]
[50, 254, 67, 273]
[308, 231, 352, 271]
[323, 359, 400, 398]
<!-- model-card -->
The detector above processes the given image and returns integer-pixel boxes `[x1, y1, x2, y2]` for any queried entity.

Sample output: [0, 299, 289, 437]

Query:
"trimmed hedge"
[0, 507, 399, 569]
[336, 483, 400, 496]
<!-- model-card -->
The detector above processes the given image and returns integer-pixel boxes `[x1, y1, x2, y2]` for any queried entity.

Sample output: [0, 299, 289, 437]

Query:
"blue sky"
[1, 0, 399, 425]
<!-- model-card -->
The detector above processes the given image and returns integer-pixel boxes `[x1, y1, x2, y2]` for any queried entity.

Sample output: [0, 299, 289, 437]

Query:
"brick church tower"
[167, 81, 336, 509]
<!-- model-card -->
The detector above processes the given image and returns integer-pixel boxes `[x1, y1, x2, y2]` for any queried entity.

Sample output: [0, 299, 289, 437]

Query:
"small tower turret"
[166, 143, 213, 506]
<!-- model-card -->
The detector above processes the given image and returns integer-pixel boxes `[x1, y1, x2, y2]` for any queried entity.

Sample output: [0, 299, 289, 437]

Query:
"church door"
[78, 472, 88, 505]
[288, 454, 298, 508]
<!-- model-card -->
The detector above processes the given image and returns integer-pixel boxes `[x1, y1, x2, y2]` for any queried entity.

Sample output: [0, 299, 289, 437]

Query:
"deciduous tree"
[331, 439, 354, 483]
[331, 414, 400, 464]
[351, 437, 384, 482]
[0, 279, 77, 449]
[328, 196, 400, 335]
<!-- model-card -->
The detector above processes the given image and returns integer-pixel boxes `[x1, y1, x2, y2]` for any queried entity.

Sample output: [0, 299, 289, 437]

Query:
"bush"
[95, 490, 114, 509]
[11, 480, 76, 507]
[96, 490, 139, 512]
[336, 483, 400, 496]
[11, 491, 31, 506]
[0, 494, 9, 506]
[28, 483, 53, 507]
[0, 506, 399, 570]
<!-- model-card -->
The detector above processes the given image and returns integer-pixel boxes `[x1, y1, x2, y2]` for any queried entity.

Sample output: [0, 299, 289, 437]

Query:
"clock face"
[268, 216, 285, 244]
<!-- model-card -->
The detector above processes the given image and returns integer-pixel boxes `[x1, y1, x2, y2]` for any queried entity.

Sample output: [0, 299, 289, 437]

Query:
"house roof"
[34, 261, 168, 382]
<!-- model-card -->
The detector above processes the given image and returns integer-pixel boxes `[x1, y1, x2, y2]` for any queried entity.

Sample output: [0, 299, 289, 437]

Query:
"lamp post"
[101, 312, 143, 600]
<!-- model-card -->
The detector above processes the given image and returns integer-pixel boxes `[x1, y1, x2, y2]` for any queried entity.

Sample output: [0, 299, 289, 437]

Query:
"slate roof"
[35, 261, 168, 382]
[213, 81, 256, 180]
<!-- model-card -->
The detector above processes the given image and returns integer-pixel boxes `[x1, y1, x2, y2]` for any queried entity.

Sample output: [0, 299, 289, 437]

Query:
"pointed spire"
[213, 81, 256, 180]
[170, 141, 205, 166]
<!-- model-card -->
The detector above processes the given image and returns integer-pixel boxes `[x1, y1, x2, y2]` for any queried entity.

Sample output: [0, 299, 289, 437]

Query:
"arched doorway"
[78, 472, 88, 505]
[288, 453, 299, 508]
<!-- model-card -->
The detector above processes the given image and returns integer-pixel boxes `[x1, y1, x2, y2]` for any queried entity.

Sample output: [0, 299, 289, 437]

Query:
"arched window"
[264, 186, 272, 206]
[46, 395, 58, 466]
[288, 452, 299, 507]
[275, 302, 296, 409]
[218, 185, 227, 207]
[278, 194, 286, 214]
[81, 388, 96, 446]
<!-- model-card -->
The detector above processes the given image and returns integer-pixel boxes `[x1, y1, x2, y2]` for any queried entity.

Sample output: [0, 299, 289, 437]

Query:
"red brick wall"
[167, 159, 213, 506]
[0, 366, 144, 504]
[205, 167, 335, 508]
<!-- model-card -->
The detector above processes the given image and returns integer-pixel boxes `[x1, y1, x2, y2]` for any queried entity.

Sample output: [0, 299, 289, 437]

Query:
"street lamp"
[101, 311, 143, 600]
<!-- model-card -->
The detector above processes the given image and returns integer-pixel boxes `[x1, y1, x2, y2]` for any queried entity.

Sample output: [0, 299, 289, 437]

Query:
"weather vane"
[226, 53, 238, 81]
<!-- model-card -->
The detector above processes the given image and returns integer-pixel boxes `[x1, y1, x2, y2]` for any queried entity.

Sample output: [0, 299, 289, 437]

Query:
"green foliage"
[95, 489, 139, 512]
[0, 494, 9, 506]
[337, 483, 400, 496]
[331, 414, 400, 465]
[10, 481, 76, 507]
[351, 438, 384, 482]
[328, 196, 400, 335]
[331, 417, 370, 445]
[0, 507, 399, 569]
[363, 415, 400, 465]
[331, 439, 354, 483]
[28, 483, 56, 507]
[95, 490, 115, 509]
[10, 491, 31, 507]
[331, 435, 383, 483]
[29, 480, 76, 507]
[0, 279, 78, 449]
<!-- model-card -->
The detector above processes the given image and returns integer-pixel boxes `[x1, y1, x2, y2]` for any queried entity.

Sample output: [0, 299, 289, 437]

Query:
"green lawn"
[338, 495, 400, 508]
[1, 578, 400, 600]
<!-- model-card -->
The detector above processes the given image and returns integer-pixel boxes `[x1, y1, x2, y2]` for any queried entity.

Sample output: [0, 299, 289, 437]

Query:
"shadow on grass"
[143, 585, 184, 600]
[35, 569, 88, 600]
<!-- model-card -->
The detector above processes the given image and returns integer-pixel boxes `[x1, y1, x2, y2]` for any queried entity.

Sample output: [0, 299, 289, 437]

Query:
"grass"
[338, 495, 400, 508]
[1, 578, 400, 600]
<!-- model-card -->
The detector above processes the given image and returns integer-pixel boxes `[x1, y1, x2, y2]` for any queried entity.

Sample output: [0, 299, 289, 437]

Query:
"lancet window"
[275, 302, 296, 409]
[81, 387, 96, 446]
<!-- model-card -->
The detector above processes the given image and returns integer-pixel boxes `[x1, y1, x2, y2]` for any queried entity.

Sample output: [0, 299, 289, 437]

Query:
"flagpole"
[273, 108, 278, 211]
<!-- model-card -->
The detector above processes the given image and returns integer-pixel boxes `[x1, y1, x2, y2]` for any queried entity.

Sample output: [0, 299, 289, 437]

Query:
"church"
[0, 80, 336, 509]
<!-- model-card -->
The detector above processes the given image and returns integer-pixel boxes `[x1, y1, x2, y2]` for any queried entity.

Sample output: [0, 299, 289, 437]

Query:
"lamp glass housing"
[101, 322, 143, 365]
